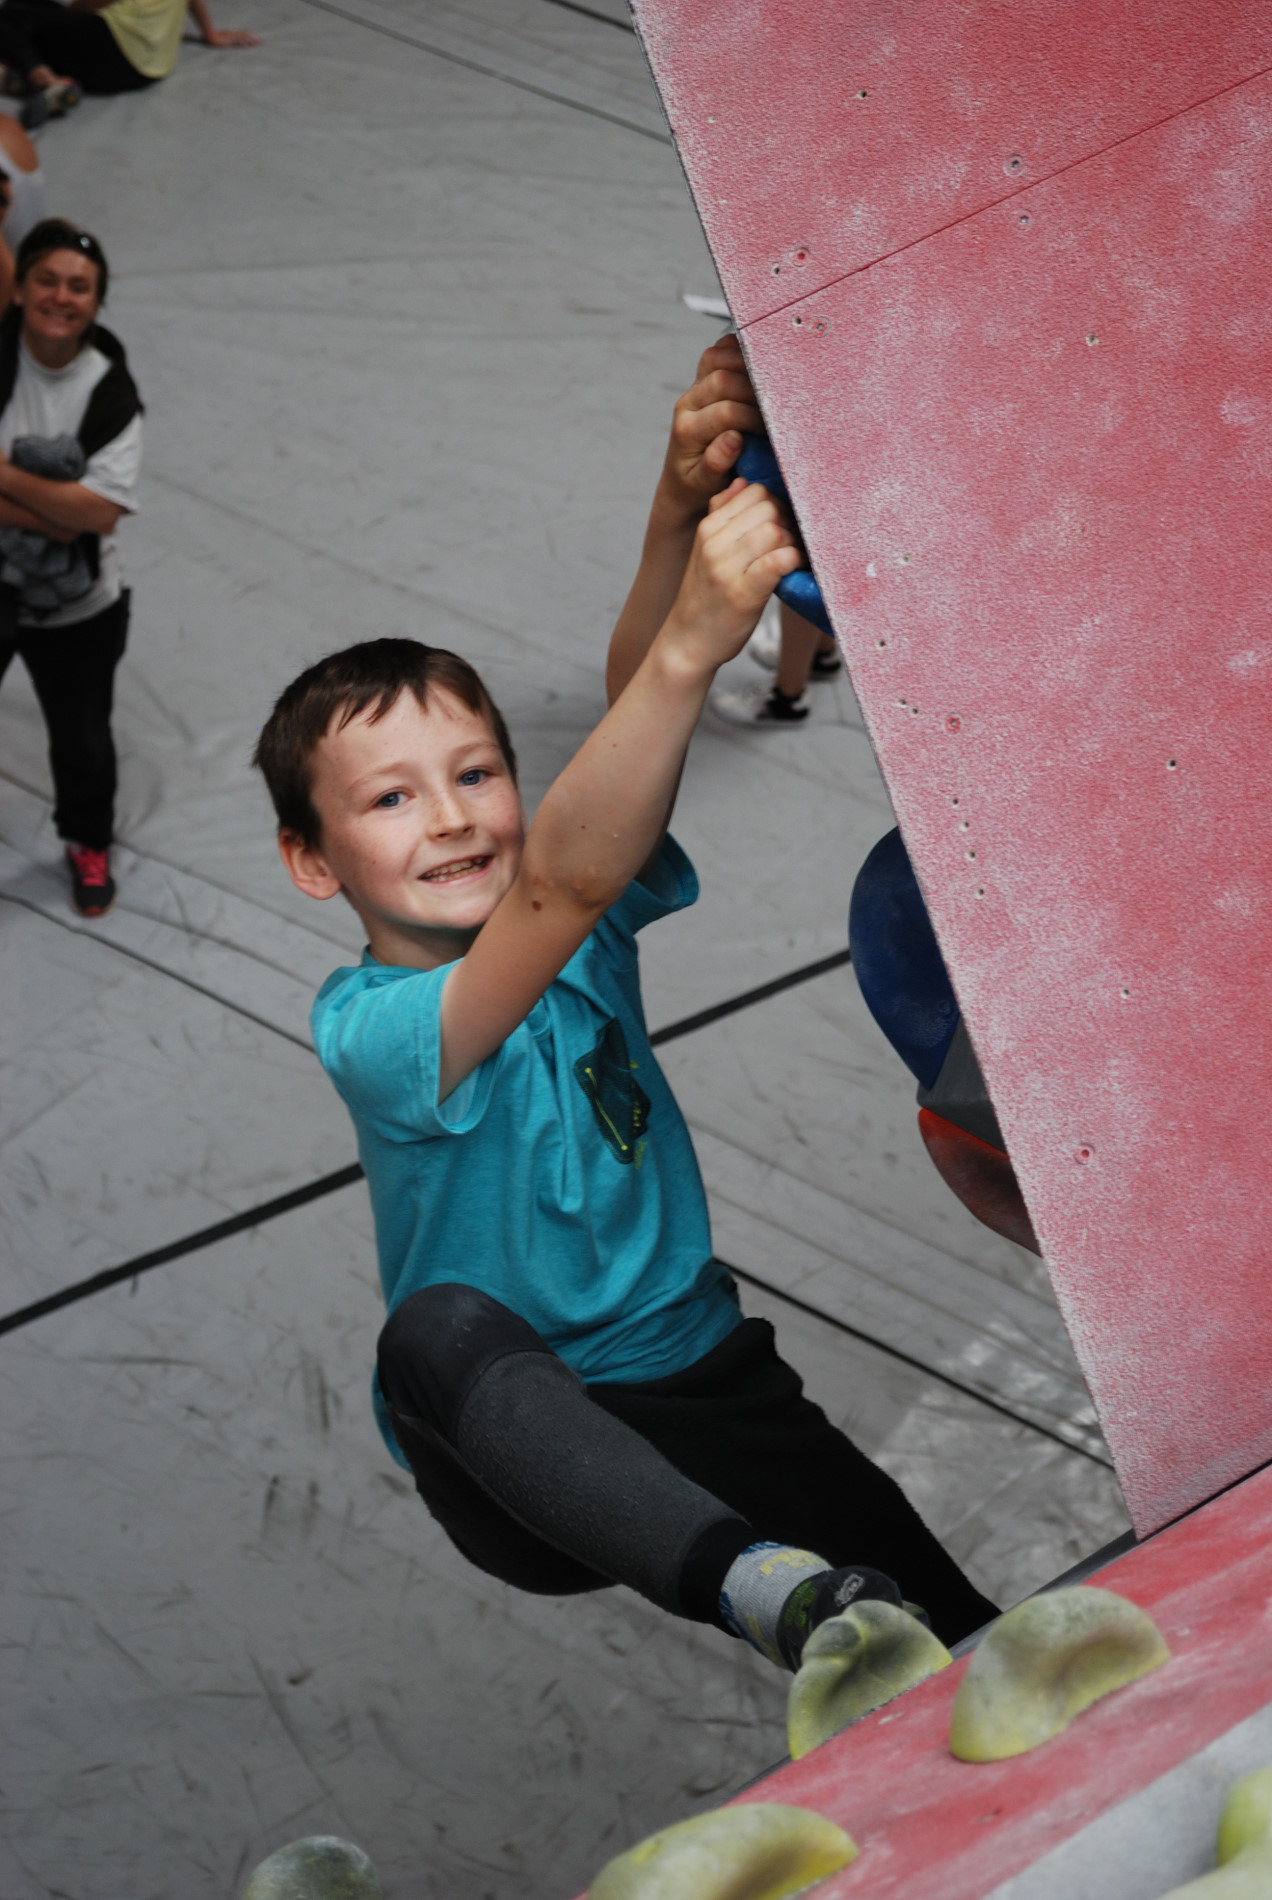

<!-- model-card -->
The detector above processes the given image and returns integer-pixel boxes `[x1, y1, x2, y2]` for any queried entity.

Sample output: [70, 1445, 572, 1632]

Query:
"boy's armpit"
[608, 834, 700, 938]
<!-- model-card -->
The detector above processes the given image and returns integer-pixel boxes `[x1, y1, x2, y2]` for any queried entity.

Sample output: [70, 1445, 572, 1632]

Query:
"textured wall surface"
[633, 0, 1272, 1535]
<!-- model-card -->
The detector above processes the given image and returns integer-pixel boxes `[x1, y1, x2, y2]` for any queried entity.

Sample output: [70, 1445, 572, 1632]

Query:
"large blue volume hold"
[734, 434, 835, 638]
[849, 828, 961, 1090]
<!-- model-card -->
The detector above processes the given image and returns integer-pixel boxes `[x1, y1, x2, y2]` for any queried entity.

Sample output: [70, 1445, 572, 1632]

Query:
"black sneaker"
[777, 1564, 905, 1671]
[711, 682, 811, 726]
[66, 843, 116, 917]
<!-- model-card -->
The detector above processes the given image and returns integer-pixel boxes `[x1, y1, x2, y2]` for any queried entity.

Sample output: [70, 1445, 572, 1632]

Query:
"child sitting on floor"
[253, 338, 996, 1669]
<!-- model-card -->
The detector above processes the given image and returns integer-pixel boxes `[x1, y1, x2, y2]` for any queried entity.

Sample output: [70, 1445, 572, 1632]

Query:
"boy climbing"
[253, 337, 997, 1670]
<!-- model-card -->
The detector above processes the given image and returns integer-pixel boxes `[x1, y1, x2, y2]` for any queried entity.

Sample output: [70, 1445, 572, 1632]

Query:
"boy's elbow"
[521, 853, 621, 921]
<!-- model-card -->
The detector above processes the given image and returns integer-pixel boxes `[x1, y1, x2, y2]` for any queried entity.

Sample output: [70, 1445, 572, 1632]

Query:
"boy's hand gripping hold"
[659, 477, 802, 677]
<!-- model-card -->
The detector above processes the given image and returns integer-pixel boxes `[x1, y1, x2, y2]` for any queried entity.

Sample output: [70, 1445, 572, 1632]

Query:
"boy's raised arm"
[605, 335, 765, 707]
[439, 479, 800, 1100]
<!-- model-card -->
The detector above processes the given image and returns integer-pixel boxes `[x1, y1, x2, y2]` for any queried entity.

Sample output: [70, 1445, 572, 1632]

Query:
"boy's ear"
[278, 829, 342, 901]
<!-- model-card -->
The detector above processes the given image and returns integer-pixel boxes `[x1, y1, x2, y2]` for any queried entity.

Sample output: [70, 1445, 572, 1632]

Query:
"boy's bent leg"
[590, 1317, 998, 1647]
[377, 1284, 755, 1620]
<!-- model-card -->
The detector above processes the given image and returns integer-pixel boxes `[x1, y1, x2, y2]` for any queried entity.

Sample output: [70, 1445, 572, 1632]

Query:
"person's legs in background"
[0, 0, 152, 110]
[18, 589, 130, 914]
[710, 600, 839, 727]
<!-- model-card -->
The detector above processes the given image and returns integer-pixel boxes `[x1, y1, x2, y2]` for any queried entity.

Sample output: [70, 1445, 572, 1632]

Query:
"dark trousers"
[0, 0, 153, 92]
[0, 590, 130, 850]
[377, 1287, 998, 1646]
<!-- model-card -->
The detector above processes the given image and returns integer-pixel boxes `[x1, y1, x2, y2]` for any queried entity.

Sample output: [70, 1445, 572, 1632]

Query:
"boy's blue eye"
[376, 790, 404, 808]
[458, 769, 487, 787]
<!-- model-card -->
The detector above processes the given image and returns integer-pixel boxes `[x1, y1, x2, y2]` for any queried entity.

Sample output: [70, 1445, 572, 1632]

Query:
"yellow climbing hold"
[1156, 1766, 1272, 1896]
[587, 1801, 857, 1900]
[239, 1836, 384, 1900]
[788, 1599, 952, 1760]
[1217, 1766, 1272, 1863]
[1158, 1845, 1272, 1898]
[949, 1586, 1169, 1762]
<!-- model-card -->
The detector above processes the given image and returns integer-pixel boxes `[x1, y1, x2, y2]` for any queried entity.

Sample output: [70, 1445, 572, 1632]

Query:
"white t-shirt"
[0, 160, 46, 250]
[0, 339, 142, 627]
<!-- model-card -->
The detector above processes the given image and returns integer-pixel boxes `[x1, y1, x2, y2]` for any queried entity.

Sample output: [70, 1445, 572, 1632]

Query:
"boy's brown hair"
[253, 638, 517, 848]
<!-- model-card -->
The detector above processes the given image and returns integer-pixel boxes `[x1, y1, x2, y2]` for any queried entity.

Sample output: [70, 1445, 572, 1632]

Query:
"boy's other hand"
[661, 478, 802, 674]
[657, 335, 764, 524]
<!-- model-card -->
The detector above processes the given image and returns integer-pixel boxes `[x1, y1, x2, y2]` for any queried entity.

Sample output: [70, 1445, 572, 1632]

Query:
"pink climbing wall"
[632, 0, 1272, 1534]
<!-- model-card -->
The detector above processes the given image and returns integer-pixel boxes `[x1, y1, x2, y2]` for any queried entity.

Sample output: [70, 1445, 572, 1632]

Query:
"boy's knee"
[377, 1282, 557, 1439]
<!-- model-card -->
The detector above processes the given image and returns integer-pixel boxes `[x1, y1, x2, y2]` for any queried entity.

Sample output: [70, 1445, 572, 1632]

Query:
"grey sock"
[452, 1350, 747, 1616]
[718, 1542, 831, 1666]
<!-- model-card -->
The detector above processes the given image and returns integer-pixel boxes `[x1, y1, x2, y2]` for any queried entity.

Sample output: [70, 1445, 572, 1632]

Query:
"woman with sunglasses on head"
[0, 220, 140, 915]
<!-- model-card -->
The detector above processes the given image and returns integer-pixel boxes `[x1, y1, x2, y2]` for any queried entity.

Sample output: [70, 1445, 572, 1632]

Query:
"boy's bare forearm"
[605, 495, 697, 706]
[439, 638, 708, 1099]
[606, 334, 765, 707]
[532, 637, 708, 908]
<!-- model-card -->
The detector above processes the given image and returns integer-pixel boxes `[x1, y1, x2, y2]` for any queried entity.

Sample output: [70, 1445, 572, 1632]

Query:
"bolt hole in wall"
[1005, 153, 1025, 174]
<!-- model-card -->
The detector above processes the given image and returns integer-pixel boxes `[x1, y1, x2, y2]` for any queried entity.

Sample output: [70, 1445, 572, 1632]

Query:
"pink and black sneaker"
[65, 844, 116, 918]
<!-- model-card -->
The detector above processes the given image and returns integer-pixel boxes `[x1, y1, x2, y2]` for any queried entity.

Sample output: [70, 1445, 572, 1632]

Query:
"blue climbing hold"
[736, 433, 790, 508]
[848, 828, 960, 1090]
[734, 434, 835, 638]
[774, 566, 833, 636]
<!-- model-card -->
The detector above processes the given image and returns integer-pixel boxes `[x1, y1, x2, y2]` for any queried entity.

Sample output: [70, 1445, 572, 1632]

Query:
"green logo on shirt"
[574, 1017, 651, 1165]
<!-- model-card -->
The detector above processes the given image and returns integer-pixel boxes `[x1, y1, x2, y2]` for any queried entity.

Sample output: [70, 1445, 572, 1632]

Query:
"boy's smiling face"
[281, 687, 525, 968]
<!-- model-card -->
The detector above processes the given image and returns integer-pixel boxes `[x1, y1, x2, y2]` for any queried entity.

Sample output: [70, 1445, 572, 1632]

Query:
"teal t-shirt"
[310, 838, 741, 1466]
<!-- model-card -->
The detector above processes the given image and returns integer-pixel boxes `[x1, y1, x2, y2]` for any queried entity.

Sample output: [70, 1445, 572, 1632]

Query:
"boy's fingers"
[705, 476, 750, 514]
[753, 543, 804, 584]
[677, 396, 764, 447]
[694, 333, 744, 381]
[701, 430, 743, 472]
[682, 371, 759, 422]
[703, 482, 788, 537]
[729, 518, 801, 577]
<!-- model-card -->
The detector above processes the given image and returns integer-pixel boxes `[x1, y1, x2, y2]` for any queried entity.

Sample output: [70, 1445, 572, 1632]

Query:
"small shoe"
[748, 607, 842, 681]
[711, 681, 810, 727]
[66, 843, 115, 917]
[746, 599, 783, 671]
[25, 78, 80, 127]
[777, 1563, 905, 1672]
